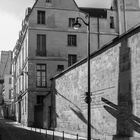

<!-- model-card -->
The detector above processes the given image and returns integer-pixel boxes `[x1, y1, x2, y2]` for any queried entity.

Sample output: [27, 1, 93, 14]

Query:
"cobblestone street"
[0, 119, 46, 140]
[0, 119, 85, 140]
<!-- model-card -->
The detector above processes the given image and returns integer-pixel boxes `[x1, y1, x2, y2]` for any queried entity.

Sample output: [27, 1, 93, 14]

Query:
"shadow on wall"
[70, 107, 100, 134]
[102, 98, 140, 135]
[56, 91, 101, 134]
[69, 41, 137, 139]
[103, 41, 134, 140]
[55, 40, 139, 139]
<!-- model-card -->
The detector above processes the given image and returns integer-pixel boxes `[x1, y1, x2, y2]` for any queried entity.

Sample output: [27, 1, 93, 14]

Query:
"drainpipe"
[123, 0, 127, 32]
[116, 0, 122, 35]
[97, 17, 100, 49]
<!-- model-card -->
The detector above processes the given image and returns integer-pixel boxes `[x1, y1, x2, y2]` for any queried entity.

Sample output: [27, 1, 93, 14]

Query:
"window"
[9, 90, 11, 99]
[110, 16, 115, 29]
[36, 64, 47, 87]
[37, 95, 45, 104]
[46, 0, 51, 2]
[37, 11, 45, 24]
[57, 65, 64, 71]
[68, 35, 77, 46]
[68, 54, 77, 66]
[69, 18, 75, 28]
[36, 34, 46, 56]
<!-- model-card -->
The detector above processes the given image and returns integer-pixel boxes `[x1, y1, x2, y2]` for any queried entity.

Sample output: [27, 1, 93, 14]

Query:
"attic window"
[46, 0, 51, 2]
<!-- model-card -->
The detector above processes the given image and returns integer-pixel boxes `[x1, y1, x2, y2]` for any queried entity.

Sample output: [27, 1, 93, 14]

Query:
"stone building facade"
[12, 0, 123, 128]
[0, 51, 13, 118]
[12, 0, 140, 129]
[52, 24, 140, 139]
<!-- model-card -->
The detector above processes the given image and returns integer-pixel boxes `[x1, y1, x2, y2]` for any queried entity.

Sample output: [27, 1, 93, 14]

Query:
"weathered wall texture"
[55, 44, 120, 137]
[54, 31, 140, 139]
[129, 32, 140, 137]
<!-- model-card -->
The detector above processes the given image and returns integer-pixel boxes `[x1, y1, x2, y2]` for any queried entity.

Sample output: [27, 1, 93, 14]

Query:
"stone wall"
[55, 44, 120, 137]
[54, 31, 140, 139]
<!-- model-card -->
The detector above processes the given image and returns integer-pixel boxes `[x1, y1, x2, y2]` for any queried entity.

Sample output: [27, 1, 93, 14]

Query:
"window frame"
[68, 54, 77, 67]
[36, 34, 46, 56]
[67, 34, 77, 46]
[110, 16, 115, 29]
[37, 95, 45, 104]
[57, 65, 64, 71]
[68, 18, 75, 28]
[37, 10, 46, 24]
[36, 64, 47, 88]
[9, 90, 11, 99]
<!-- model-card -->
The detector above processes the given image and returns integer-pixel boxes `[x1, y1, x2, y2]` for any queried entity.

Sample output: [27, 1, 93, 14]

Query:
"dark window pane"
[57, 65, 64, 71]
[110, 16, 115, 29]
[69, 18, 75, 27]
[68, 35, 77, 46]
[37, 95, 45, 104]
[36, 34, 46, 56]
[37, 11, 45, 24]
[36, 64, 47, 87]
[68, 54, 77, 66]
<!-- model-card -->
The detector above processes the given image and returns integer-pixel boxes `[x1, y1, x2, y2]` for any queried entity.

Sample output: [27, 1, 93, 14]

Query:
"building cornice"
[28, 57, 67, 62]
[28, 27, 119, 36]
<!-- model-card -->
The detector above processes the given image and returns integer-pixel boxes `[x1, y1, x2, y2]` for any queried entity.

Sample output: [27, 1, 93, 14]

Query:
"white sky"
[75, 0, 112, 8]
[0, 0, 34, 51]
[0, 0, 112, 51]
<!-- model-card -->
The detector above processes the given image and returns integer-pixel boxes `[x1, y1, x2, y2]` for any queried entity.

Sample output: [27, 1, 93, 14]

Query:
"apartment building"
[2, 74, 13, 118]
[0, 51, 13, 118]
[12, 0, 140, 128]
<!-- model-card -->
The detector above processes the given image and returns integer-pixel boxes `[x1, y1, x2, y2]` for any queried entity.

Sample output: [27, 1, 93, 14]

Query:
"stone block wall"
[55, 44, 120, 137]
[54, 31, 140, 139]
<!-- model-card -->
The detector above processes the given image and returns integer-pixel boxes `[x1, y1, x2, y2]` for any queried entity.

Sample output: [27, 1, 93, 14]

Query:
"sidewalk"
[11, 120, 87, 140]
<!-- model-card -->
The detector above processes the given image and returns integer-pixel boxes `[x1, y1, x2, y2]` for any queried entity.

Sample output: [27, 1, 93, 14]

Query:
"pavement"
[0, 119, 45, 140]
[0, 119, 86, 140]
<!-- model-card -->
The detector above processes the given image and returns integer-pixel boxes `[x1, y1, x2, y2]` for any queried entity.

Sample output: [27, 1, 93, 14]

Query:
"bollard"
[46, 129, 47, 139]
[53, 130, 54, 140]
[62, 131, 64, 140]
[76, 134, 78, 140]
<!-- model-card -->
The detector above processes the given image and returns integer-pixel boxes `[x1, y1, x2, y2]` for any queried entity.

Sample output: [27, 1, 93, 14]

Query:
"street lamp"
[73, 15, 91, 140]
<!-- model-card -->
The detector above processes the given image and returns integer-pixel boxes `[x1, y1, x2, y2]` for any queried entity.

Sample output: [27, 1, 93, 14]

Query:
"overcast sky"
[0, 0, 112, 51]
[0, 0, 34, 51]
[75, 0, 112, 8]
